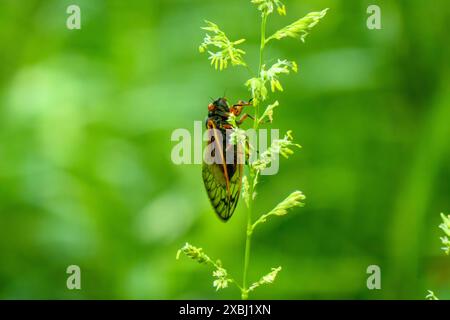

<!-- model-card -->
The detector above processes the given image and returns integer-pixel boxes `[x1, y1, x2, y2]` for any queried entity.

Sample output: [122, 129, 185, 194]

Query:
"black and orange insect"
[202, 97, 253, 221]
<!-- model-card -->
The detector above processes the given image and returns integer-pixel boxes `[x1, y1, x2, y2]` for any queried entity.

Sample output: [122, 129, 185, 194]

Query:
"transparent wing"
[202, 120, 242, 221]
[202, 160, 242, 221]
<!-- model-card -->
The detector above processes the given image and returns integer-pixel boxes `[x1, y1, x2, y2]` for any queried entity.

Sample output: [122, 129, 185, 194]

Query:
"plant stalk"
[254, 13, 267, 126]
[242, 11, 267, 301]
[258, 14, 267, 74]
[241, 178, 253, 300]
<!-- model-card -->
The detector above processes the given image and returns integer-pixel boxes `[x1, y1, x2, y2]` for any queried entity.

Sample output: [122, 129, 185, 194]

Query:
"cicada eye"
[208, 103, 215, 111]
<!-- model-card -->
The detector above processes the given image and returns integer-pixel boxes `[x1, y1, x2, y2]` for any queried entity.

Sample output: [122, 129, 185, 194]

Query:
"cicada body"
[202, 97, 252, 221]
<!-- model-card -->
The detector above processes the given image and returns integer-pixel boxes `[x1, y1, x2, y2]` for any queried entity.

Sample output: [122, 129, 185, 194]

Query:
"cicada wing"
[202, 120, 243, 221]
[202, 161, 242, 221]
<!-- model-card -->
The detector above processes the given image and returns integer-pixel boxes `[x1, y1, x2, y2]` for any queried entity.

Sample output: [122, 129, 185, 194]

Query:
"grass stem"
[242, 11, 267, 300]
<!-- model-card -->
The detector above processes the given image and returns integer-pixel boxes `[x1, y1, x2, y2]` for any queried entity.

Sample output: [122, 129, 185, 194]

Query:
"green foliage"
[251, 0, 286, 17]
[439, 213, 450, 255]
[179, 0, 327, 299]
[249, 266, 282, 292]
[266, 9, 328, 43]
[252, 191, 305, 230]
[426, 290, 439, 300]
[176, 242, 210, 264]
[199, 20, 246, 70]
[259, 100, 279, 124]
[252, 130, 301, 172]
[246, 60, 298, 104]
[177, 243, 240, 292]
[426, 212, 449, 299]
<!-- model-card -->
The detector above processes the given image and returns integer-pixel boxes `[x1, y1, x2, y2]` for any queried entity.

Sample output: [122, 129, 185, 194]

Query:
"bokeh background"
[0, 0, 449, 299]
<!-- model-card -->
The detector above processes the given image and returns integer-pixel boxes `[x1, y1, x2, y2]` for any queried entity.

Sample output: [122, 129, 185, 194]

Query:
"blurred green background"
[0, 0, 449, 299]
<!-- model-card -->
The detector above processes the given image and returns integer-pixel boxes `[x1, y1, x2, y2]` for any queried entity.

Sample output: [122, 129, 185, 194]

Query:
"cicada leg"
[229, 99, 253, 117]
[236, 113, 254, 125]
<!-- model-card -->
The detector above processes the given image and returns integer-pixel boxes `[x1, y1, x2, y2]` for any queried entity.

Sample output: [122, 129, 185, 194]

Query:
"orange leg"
[236, 113, 254, 125]
[230, 99, 253, 116]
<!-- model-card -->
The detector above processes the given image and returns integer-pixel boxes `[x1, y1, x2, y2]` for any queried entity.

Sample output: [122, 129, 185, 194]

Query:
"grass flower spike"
[259, 101, 279, 124]
[252, 131, 301, 172]
[177, 243, 240, 292]
[199, 20, 246, 70]
[176, 242, 210, 264]
[426, 290, 439, 300]
[251, 0, 286, 16]
[249, 267, 282, 292]
[426, 212, 449, 299]
[262, 59, 298, 92]
[252, 191, 305, 230]
[439, 213, 450, 255]
[266, 8, 328, 43]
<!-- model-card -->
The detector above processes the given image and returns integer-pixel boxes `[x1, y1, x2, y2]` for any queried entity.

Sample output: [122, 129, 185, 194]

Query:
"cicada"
[202, 97, 252, 221]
